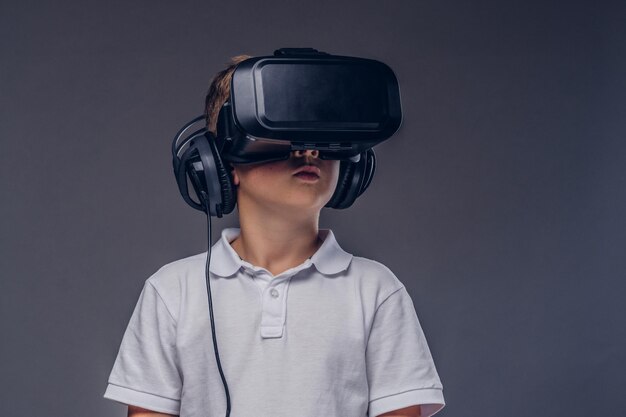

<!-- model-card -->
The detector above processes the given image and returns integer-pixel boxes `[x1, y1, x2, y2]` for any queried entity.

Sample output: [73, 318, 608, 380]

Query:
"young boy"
[104, 55, 445, 417]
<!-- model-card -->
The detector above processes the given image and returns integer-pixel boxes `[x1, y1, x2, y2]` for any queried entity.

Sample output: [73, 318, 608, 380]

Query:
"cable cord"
[202, 192, 232, 417]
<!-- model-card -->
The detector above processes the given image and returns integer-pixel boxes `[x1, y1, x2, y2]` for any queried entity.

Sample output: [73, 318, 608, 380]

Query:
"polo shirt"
[103, 227, 445, 417]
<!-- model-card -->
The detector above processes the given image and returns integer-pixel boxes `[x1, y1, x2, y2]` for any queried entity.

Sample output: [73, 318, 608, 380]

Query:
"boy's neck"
[228, 207, 324, 277]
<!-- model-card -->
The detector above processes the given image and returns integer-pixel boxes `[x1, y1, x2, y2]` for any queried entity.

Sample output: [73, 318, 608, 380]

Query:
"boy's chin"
[281, 199, 326, 210]
[265, 199, 327, 214]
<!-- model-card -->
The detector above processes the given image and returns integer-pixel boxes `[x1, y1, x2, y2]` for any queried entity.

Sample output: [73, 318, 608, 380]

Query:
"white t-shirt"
[103, 227, 445, 417]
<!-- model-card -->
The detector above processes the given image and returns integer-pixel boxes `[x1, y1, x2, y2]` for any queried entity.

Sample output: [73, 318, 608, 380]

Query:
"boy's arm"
[127, 405, 178, 417]
[366, 286, 445, 417]
[104, 280, 182, 415]
[377, 404, 421, 416]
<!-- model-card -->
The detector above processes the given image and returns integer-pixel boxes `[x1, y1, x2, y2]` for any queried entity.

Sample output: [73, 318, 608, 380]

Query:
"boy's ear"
[229, 163, 240, 186]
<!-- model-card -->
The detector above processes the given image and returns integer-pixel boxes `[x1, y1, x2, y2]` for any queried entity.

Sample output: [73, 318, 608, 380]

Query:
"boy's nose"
[292, 149, 319, 158]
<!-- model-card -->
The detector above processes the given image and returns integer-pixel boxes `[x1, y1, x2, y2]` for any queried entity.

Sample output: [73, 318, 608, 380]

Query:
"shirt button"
[270, 288, 279, 298]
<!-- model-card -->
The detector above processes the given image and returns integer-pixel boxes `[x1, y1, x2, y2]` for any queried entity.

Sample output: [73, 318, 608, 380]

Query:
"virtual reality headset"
[207, 47, 403, 164]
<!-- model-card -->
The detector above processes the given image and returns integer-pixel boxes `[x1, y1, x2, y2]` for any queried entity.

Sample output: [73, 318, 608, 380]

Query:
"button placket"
[260, 277, 290, 338]
[253, 261, 313, 339]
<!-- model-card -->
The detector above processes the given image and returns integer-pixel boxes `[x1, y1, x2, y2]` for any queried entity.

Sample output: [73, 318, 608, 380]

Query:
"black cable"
[202, 191, 231, 417]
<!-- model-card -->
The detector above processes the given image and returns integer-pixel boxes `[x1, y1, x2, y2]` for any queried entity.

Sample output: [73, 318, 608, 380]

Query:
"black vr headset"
[172, 48, 403, 216]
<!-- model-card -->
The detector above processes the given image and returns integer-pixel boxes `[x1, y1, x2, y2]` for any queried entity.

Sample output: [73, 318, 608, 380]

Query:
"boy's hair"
[204, 54, 253, 136]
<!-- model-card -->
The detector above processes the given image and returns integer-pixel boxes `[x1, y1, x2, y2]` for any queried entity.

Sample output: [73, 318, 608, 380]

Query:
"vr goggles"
[174, 47, 403, 166]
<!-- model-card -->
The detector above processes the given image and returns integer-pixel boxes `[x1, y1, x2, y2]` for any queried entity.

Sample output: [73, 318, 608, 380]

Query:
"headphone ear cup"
[175, 143, 209, 212]
[174, 131, 237, 217]
[325, 160, 354, 209]
[325, 149, 376, 209]
[358, 148, 376, 196]
[336, 151, 367, 209]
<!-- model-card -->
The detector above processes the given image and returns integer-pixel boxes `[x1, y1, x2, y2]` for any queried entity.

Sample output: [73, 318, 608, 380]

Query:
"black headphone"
[172, 116, 377, 217]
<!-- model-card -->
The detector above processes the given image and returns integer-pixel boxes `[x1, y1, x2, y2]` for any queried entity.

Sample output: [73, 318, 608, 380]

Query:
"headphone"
[172, 115, 377, 217]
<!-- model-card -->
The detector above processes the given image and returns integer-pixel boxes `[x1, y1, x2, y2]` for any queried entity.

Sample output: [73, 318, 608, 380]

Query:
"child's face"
[230, 150, 340, 215]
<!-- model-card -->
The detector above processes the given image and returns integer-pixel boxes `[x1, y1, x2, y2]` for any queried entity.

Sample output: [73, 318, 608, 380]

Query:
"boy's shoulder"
[349, 255, 406, 304]
[151, 251, 207, 277]
[143, 251, 207, 307]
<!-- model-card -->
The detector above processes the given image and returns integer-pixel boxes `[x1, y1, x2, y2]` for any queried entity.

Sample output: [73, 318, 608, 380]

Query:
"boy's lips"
[293, 165, 321, 177]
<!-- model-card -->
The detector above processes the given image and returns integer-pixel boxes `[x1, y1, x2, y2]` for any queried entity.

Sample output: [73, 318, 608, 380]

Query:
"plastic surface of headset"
[172, 47, 403, 217]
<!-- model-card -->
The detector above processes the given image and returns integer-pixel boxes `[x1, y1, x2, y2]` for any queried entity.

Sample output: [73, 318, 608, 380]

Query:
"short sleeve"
[103, 280, 182, 414]
[366, 286, 445, 417]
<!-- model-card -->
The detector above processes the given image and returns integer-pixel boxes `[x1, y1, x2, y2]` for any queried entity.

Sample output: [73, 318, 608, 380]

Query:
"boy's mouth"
[294, 172, 320, 181]
[293, 165, 321, 177]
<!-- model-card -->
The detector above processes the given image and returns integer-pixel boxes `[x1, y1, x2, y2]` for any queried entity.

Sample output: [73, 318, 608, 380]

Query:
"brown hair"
[204, 54, 253, 136]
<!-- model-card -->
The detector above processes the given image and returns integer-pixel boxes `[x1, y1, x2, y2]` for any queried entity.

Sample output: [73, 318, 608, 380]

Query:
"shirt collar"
[209, 227, 353, 277]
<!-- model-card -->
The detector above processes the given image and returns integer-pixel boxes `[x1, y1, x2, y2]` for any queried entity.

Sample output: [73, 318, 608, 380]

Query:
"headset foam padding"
[205, 132, 238, 216]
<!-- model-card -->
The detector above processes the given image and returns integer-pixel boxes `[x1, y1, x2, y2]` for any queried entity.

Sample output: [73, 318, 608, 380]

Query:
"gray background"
[1, 0, 624, 416]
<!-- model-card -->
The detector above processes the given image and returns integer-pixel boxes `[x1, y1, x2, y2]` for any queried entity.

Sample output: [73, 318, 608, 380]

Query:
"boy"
[104, 55, 445, 417]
